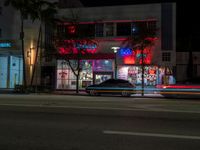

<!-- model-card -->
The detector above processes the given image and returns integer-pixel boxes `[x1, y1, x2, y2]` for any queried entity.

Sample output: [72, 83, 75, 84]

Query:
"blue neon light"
[136, 54, 147, 58]
[119, 48, 132, 56]
[0, 43, 12, 48]
[75, 43, 97, 50]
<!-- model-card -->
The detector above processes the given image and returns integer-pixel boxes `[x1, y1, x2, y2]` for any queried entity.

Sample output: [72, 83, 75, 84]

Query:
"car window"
[98, 79, 133, 87]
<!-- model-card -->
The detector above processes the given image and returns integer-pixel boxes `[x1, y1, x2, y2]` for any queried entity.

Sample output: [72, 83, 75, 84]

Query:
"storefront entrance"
[0, 55, 23, 88]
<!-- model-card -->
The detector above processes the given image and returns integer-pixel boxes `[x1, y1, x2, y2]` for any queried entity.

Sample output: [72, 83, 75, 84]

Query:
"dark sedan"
[85, 79, 135, 97]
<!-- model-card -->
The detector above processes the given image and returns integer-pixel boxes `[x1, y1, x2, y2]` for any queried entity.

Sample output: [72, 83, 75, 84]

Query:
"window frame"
[162, 52, 171, 62]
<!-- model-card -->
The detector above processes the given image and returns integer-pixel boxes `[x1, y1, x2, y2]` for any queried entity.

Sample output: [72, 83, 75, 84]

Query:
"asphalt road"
[0, 94, 200, 150]
[1, 108, 200, 150]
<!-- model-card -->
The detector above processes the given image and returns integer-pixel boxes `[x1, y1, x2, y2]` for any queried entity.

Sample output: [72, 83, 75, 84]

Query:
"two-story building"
[42, 3, 176, 90]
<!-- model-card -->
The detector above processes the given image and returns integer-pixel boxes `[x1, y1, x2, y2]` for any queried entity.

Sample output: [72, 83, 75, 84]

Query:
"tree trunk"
[76, 74, 79, 93]
[76, 56, 80, 93]
[31, 24, 42, 87]
[141, 47, 144, 96]
[20, 13, 26, 90]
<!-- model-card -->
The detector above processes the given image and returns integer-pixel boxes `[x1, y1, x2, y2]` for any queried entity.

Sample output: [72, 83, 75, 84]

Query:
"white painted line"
[103, 130, 200, 140]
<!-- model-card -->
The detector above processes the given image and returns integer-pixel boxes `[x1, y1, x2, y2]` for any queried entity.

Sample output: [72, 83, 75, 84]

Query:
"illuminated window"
[162, 52, 171, 61]
[105, 23, 114, 36]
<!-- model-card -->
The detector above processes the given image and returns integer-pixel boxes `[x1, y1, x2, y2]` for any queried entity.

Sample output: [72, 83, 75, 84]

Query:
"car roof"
[104, 79, 129, 83]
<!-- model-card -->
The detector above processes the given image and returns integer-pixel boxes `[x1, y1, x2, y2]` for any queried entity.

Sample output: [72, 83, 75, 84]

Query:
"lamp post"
[111, 47, 120, 79]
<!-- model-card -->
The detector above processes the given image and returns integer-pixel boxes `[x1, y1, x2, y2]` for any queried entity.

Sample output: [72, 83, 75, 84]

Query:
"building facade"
[0, 0, 81, 89]
[0, 1, 23, 88]
[0, 2, 177, 90]
[42, 3, 177, 90]
[176, 52, 200, 82]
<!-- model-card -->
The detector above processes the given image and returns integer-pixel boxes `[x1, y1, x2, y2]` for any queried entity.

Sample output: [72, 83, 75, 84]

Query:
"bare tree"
[129, 21, 158, 96]
[55, 15, 97, 93]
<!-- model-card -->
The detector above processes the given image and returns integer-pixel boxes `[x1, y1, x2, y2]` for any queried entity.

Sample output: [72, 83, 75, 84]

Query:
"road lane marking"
[103, 130, 200, 140]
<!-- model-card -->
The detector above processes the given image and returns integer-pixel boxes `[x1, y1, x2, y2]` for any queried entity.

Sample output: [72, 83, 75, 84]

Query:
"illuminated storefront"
[118, 65, 175, 86]
[56, 59, 176, 90]
[0, 55, 23, 88]
[56, 59, 114, 89]
[55, 36, 176, 90]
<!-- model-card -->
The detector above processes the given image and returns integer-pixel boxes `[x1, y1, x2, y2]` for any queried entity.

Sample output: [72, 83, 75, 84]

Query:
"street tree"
[130, 21, 158, 96]
[29, 0, 58, 88]
[4, 0, 57, 91]
[55, 16, 97, 93]
[4, 0, 33, 89]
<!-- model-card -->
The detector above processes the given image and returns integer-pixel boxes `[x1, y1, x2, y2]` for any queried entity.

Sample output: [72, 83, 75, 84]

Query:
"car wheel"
[121, 91, 131, 97]
[89, 90, 96, 96]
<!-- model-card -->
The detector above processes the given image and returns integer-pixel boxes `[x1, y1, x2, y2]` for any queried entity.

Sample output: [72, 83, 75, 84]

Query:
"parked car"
[85, 79, 135, 97]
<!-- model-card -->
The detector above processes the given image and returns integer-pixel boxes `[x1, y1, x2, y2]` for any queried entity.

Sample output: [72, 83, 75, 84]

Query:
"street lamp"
[111, 47, 120, 79]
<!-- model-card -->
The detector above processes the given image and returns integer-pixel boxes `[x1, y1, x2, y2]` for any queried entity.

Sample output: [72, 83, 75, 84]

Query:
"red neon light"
[156, 85, 200, 89]
[124, 55, 135, 64]
[67, 25, 76, 34]
[122, 48, 153, 65]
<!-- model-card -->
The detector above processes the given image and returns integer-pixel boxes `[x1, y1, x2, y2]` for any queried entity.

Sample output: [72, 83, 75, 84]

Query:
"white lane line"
[103, 130, 200, 140]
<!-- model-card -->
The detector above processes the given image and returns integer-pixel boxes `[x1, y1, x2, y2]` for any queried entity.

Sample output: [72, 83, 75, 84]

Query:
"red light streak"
[156, 85, 200, 89]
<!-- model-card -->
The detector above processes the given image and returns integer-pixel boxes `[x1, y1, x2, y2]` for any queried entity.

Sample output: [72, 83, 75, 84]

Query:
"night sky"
[80, 0, 199, 51]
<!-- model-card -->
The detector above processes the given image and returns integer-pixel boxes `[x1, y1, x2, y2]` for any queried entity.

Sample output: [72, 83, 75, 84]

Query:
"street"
[0, 94, 200, 150]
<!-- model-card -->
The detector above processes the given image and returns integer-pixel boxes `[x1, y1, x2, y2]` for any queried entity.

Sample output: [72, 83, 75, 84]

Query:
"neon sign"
[58, 39, 98, 55]
[67, 25, 76, 34]
[119, 48, 132, 56]
[0, 43, 12, 48]
[75, 43, 97, 50]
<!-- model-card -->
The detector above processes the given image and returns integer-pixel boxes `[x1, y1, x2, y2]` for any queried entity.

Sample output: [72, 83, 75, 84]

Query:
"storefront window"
[9, 56, 23, 88]
[118, 66, 158, 85]
[57, 60, 76, 89]
[93, 60, 113, 72]
[0, 56, 23, 88]
[158, 66, 175, 85]
[0, 56, 8, 88]
[80, 60, 93, 88]
[56, 59, 114, 89]
[118, 65, 175, 86]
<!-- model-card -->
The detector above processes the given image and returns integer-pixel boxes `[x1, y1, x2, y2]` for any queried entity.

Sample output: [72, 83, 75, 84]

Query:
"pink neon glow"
[123, 48, 153, 65]
[58, 39, 97, 55]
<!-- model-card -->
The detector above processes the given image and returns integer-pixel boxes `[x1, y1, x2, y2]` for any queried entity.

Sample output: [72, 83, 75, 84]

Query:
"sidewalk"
[53, 90, 164, 98]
